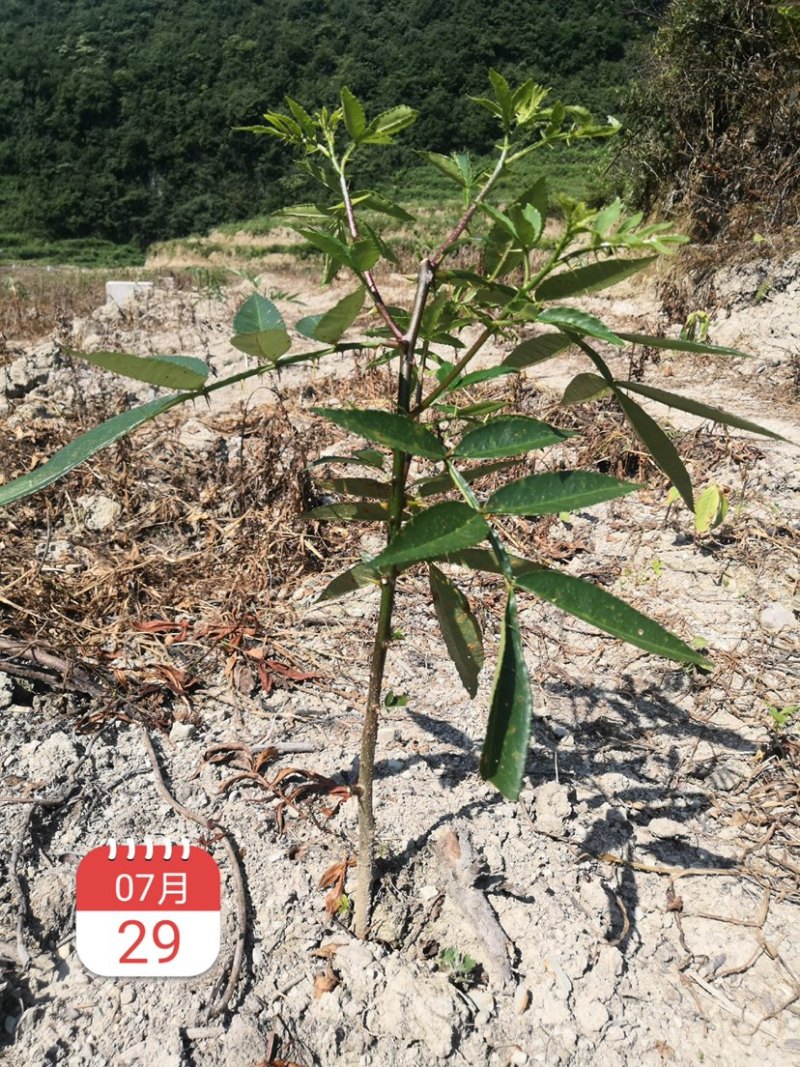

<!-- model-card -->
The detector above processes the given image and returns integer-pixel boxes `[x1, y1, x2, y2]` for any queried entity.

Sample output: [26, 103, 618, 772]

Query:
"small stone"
[532, 781, 573, 836]
[510, 1050, 529, 1066]
[469, 990, 495, 1017]
[706, 765, 745, 791]
[645, 817, 689, 840]
[573, 992, 610, 1035]
[515, 986, 531, 1015]
[77, 493, 122, 532]
[120, 986, 136, 1005]
[377, 725, 399, 746]
[178, 419, 221, 453]
[169, 722, 195, 742]
[759, 604, 796, 632]
[606, 1025, 626, 1042]
[418, 885, 439, 902]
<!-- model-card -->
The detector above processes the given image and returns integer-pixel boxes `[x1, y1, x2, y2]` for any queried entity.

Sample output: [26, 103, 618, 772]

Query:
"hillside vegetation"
[0, 0, 654, 253]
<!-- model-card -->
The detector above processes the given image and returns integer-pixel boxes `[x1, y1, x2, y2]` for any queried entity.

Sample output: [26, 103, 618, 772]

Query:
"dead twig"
[137, 726, 247, 1022]
[433, 824, 513, 989]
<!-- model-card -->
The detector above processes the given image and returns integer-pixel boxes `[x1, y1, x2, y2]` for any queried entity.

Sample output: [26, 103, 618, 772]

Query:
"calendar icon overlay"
[76, 840, 221, 977]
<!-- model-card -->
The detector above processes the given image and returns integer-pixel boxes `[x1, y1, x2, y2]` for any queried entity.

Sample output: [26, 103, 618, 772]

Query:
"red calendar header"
[77, 842, 220, 912]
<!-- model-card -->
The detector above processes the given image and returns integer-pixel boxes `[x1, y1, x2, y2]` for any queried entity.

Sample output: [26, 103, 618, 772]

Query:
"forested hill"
[0, 0, 658, 249]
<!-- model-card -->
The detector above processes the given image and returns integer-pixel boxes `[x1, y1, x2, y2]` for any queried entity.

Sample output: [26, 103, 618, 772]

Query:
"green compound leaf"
[619, 381, 789, 441]
[535, 256, 656, 301]
[69, 351, 209, 391]
[429, 564, 484, 698]
[454, 416, 575, 459]
[485, 471, 640, 516]
[296, 287, 365, 344]
[233, 293, 286, 335]
[370, 502, 490, 570]
[0, 394, 186, 508]
[616, 332, 748, 358]
[312, 408, 446, 460]
[503, 332, 574, 369]
[303, 501, 391, 522]
[515, 570, 712, 667]
[414, 460, 515, 499]
[614, 390, 694, 510]
[480, 589, 532, 800]
[316, 561, 381, 602]
[537, 307, 624, 346]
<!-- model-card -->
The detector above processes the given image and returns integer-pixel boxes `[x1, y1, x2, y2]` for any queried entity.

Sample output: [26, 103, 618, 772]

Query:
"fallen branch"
[434, 824, 513, 989]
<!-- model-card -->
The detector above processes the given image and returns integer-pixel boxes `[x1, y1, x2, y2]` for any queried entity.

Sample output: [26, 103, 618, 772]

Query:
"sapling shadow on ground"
[0, 72, 789, 941]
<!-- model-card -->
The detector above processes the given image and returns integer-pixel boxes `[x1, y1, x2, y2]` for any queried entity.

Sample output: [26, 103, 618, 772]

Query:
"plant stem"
[354, 258, 433, 938]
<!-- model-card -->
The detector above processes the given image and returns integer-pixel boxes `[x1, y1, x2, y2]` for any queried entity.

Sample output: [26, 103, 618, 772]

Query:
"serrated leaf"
[504, 332, 574, 369]
[616, 332, 748, 358]
[0, 395, 185, 507]
[619, 381, 788, 441]
[485, 471, 639, 515]
[480, 590, 532, 800]
[351, 238, 381, 272]
[69, 350, 208, 391]
[454, 416, 575, 459]
[429, 564, 484, 697]
[537, 307, 624, 346]
[363, 105, 417, 141]
[614, 390, 694, 510]
[516, 570, 711, 667]
[369, 502, 489, 570]
[341, 86, 366, 140]
[593, 199, 624, 236]
[296, 287, 364, 344]
[424, 152, 467, 185]
[312, 408, 445, 460]
[296, 228, 352, 265]
[230, 329, 292, 361]
[317, 477, 391, 499]
[536, 257, 656, 301]
[560, 373, 612, 405]
[303, 502, 390, 522]
[233, 293, 286, 335]
[316, 562, 380, 602]
[356, 192, 415, 222]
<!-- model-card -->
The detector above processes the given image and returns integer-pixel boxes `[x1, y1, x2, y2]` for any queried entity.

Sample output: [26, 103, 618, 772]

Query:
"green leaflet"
[516, 570, 712, 667]
[233, 293, 285, 334]
[69, 351, 209, 391]
[429, 564, 484, 698]
[439, 547, 544, 579]
[619, 381, 788, 441]
[369, 502, 489, 570]
[454, 415, 574, 459]
[317, 477, 391, 499]
[0, 394, 185, 507]
[503, 332, 574, 369]
[304, 502, 390, 522]
[341, 86, 367, 140]
[316, 562, 381, 602]
[413, 460, 515, 499]
[312, 408, 446, 460]
[694, 485, 729, 535]
[560, 373, 612, 406]
[614, 390, 694, 510]
[535, 257, 656, 301]
[230, 330, 292, 361]
[480, 589, 532, 800]
[616, 332, 748, 358]
[296, 286, 365, 344]
[485, 471, 639, 515]
[537, 307, 624, 346]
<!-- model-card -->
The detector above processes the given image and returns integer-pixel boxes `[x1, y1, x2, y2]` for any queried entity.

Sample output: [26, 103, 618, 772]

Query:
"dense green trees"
[0, 0, 651, 249]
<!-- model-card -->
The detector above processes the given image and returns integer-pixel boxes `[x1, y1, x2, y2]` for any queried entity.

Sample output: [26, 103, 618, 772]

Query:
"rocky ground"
[0, 248, 798, 1066]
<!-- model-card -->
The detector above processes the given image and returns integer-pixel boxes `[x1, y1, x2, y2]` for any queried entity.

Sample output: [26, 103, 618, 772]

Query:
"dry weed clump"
[0, 269, 108, 352]
[0, 392, 343, 661]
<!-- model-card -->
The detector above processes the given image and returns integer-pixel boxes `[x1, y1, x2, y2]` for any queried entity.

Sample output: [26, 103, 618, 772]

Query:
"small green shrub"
[0, 73, 789, 938]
